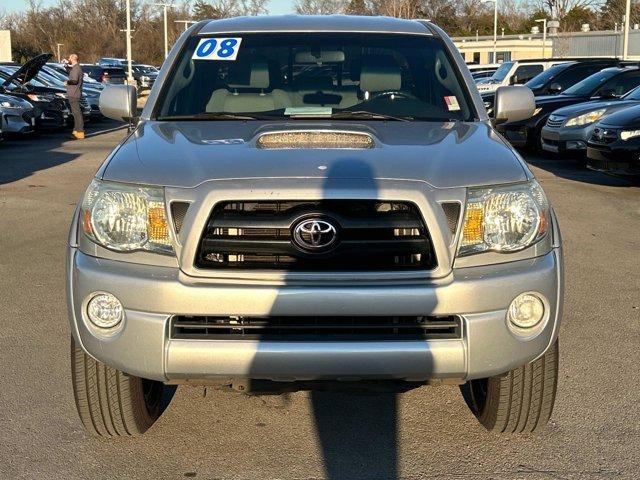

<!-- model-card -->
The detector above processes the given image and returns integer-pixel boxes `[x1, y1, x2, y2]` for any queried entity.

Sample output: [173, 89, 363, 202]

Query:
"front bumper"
[1, 108, 36, 134]
[587, 142, 640, 176]
[68, 247, 563, 383]
[541, 126, 589, 155]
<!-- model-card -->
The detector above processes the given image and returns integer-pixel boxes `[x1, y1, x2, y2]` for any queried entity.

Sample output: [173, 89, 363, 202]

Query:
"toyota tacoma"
[68, 15, 562, 437]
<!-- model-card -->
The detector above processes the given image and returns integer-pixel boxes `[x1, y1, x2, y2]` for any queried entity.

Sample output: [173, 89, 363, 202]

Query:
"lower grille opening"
[171, 315, 462, 341]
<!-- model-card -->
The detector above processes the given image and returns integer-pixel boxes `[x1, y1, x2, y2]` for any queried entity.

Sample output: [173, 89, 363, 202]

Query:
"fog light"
[87, 293, 123, 329]
[508, 293, 545, 329]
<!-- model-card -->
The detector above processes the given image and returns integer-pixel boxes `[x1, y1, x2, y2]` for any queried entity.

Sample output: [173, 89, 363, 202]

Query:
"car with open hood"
[586, 103, 640, 178]
[497, 65, 640, 150]
[0, 54, 69, 129]
[541, 84, 640, 157]
[68, 15, 562, 437]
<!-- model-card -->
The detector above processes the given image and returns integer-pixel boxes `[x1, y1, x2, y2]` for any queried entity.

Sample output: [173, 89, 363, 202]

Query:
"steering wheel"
[369, 90, 417, 101]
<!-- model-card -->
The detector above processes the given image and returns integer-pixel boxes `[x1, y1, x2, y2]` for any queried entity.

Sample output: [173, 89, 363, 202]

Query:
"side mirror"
[549, 83, 562, 94]
[493, 86, 535, 125]
[99, 84, 137, 122]
[509, 75, 517, 85]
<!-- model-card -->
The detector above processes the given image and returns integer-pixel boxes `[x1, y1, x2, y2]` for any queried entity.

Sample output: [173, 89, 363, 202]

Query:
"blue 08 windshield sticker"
[192, 38, 242, 61]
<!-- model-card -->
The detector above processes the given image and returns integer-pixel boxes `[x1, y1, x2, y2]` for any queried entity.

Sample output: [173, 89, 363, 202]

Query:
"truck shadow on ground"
[0, 119, 126, 185]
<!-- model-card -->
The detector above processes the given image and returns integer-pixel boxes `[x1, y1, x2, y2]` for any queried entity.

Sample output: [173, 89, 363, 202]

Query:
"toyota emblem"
[293, 218, 338, 251]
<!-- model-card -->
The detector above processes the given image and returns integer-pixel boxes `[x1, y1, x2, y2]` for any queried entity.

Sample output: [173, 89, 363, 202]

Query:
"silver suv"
[68, 16, 562, 437]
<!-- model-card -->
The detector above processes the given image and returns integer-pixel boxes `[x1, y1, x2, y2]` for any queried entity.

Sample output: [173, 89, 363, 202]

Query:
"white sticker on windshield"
[444, 96, 460, 111]
[192, 38, 242, 61]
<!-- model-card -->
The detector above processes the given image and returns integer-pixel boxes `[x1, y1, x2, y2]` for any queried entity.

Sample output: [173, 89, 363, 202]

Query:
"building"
[0, 30, 11, 62]
[453, 29, 640, 64]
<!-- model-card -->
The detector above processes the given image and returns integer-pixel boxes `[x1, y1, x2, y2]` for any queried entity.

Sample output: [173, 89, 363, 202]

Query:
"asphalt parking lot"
[1, 121, 639, 479]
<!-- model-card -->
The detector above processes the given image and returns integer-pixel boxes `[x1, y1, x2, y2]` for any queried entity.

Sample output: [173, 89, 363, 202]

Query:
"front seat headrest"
[228, 61, 270, 89]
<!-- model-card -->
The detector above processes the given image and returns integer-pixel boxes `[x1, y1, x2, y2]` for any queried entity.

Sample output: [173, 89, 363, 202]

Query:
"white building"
[0, 30, 11, 62]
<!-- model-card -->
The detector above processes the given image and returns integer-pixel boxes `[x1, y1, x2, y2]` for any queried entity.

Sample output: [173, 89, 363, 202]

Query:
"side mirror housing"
[509, 75, 517, 85]
[549, 82, 562, 94]
[99, 84, 137, 122]
[599, 89, 618, 99]
[493, 86, 535, 125]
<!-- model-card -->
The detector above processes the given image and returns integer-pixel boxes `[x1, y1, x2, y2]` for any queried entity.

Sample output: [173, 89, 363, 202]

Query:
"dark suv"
[82, 65, 127, 84]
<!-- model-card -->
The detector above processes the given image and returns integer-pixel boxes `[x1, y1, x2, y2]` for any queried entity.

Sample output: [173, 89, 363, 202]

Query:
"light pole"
[125, 0, 134, 84]
[56, 43, 64, 62]
[174, 20, 197, 32]
[482, 0, 498, 63]
[535, 18, 547, 58]
[623, 0, 631, 59]
[153, 3, 176, 59]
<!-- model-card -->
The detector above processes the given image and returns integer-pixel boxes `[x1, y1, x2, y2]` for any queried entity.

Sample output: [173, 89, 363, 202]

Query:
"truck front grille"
[171, 315, 461, 341]
[195, 201, 436, 271]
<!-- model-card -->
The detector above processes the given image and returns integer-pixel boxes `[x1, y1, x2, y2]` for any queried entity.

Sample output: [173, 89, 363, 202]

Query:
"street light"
[535, 18, 547, 58]
[56, 43, 64, 62]
[124, 0, 134, 83]
[174, 20, 197, 32]
[623, 0, 631, 59]
[482, 0, 498, 63]
[153, 3, 176, 59]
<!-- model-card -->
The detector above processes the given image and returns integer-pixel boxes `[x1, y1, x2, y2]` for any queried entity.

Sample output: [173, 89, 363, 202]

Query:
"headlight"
[27, 93, 50, 102]
[459, 180, 549, 256]
[565, 109, 606, 127]
[55, 92, 68, 98]
[620, 129, 640, 141]
[140, 75, 149, 81]
[533, 107, 543, 116]
[81, 179, 173, 254]
[0, 99, 22, 108]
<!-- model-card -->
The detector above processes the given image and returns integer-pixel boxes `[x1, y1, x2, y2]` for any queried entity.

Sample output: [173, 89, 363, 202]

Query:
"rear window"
[156, 33, 474, 122]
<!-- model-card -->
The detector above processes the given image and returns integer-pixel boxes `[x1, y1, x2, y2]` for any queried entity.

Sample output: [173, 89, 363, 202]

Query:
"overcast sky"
[2, 0, 297, 14]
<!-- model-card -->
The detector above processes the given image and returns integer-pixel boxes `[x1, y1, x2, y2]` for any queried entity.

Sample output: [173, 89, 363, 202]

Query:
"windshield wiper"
[329, 110, 414, 122]
[157, 112, 274, 121]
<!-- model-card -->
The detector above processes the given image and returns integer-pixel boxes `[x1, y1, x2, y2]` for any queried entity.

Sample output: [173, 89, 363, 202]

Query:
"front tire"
[71, 337, 165, 437]
[461, 339, 559, 433]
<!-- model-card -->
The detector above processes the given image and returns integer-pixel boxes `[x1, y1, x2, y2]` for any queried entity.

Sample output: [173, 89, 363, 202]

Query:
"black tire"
[71, 337, 165, 437]
[461, 339, 559, 433]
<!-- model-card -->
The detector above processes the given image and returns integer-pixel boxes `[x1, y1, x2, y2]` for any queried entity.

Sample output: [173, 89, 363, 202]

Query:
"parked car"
[497, 66, 640, 149]
[131, 64, 158, 89]
[587, 104, 640, 178]
[541, 85, 640, 156]
[476, 59, 568, 94]
[69, 15, 563, 437]
[482, 58, 628, 114]
[81, 64, 127, 84]
[40, 65, 102, 119]
[0, 92, 37, 135]
[97, 57, 129, 67]
[0, 64, 92, 125]
[0, 54, 68, 129]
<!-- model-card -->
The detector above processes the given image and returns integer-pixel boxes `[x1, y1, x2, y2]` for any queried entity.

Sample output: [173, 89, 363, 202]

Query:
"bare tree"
[295, 0, 347, 15]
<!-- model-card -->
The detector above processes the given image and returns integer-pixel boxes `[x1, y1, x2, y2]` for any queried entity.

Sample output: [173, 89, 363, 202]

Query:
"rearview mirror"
[549, 83, 562, 94]
[99, 84, 137, 122]
[493, 86, 535, 125]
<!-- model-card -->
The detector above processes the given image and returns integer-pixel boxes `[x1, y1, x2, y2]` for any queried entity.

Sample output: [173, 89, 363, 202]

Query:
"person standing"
[65, 54, 84, 140]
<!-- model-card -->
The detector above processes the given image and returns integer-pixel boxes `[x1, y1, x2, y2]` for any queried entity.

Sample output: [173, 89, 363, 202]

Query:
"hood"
[1, 53, 53, 88]
[102, 121, 528, 189]
[597, 103, 640, 128]
[551, 98, 637, 118]
[535, 93, 586, 106]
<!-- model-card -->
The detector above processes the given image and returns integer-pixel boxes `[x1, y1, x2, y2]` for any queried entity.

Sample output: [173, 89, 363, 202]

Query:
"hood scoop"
[256, 130, 375, 149]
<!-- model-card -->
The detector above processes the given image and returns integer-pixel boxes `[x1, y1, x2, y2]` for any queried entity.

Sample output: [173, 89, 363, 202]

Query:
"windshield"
[525, 63, 571, 89]
[157, 33, 474, 122]
[489, 62, 513, 83]
[563, 69, 619, 96]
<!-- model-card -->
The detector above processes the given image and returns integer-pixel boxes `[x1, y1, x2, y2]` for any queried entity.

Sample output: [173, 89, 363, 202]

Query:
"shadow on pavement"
[526, 153, 639, 188]
[0, 119, 127, 185]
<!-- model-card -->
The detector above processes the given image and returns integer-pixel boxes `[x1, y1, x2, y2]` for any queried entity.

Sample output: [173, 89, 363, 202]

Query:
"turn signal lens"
[147, 201, 171, 246]
[461, 204, 484, 245]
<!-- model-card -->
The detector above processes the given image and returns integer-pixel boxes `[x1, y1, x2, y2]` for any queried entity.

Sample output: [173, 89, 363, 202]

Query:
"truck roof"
[198, 14, 433, 36]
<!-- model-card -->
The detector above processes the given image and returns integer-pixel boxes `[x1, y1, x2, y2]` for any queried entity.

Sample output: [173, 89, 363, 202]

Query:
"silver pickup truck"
[67, 15, 562, 437]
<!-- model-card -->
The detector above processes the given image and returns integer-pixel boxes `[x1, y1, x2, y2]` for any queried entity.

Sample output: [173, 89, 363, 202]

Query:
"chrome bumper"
[68, 247, 563, 383]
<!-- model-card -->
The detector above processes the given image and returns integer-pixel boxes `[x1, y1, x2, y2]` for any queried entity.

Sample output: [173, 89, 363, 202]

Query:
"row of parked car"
[0, 54, 158, 142]
[471, 57, 640, 178]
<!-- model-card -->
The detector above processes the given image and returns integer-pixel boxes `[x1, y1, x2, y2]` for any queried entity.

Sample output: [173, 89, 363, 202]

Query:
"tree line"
[0, 0, 637, 65]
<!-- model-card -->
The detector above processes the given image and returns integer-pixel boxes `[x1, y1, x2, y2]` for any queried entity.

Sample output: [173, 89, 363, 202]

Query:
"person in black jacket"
[65, 54, 84, 139]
